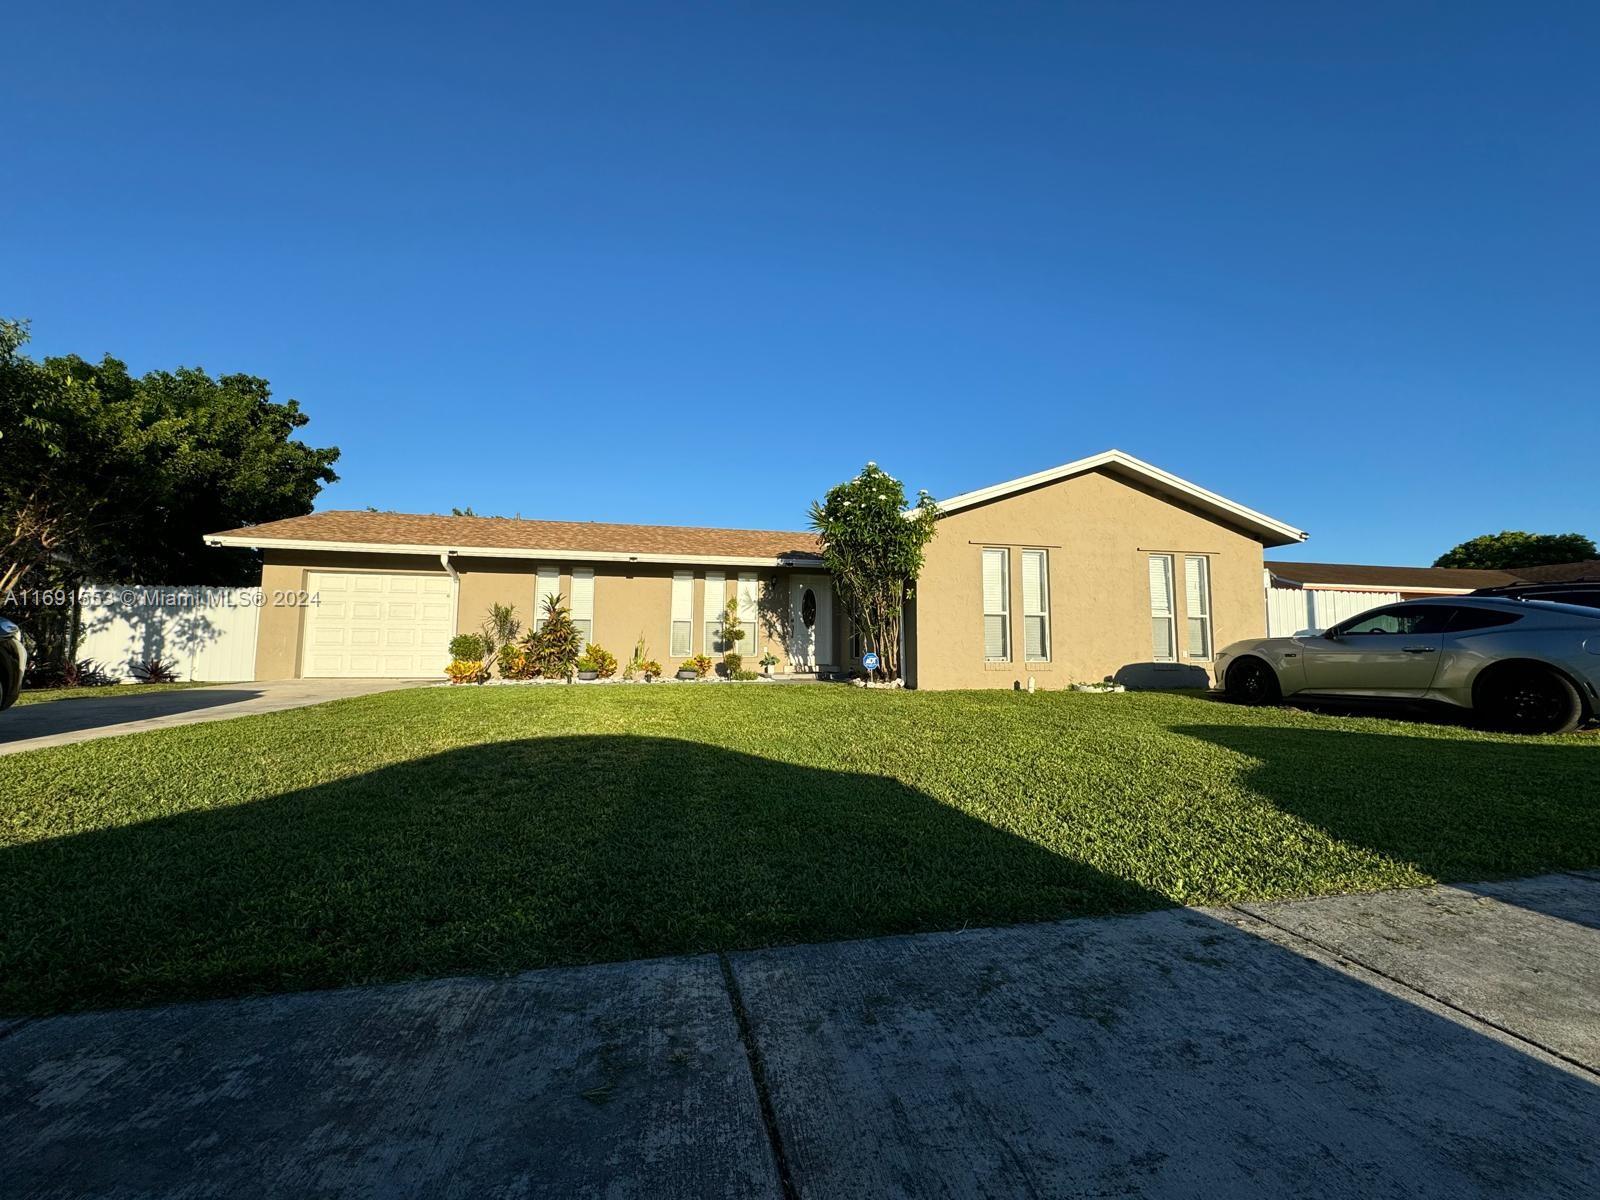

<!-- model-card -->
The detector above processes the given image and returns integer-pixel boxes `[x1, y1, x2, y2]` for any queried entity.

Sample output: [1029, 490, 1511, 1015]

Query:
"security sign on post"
[862, 652, 880, 672]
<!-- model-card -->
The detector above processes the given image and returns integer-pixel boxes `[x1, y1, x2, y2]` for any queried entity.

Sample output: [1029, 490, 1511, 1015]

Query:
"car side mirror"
[1324, 628, 1341, 641]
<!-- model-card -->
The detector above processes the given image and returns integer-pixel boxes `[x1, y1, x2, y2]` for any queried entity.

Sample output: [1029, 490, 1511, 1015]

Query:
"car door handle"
[1401, 646, 1437, 654]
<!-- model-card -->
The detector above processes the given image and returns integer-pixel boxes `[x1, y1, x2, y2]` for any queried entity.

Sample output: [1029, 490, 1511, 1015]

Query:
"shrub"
[683, 654, 713, 678]
[759, 650, 779, 669]
[576, 643, 617, 678]
[445, 659, 488, 684]
[131, 658, 181, 684]
[24, 657, 116, 689]
[526, 593, 582, 679]
[639, 659, 662, 680]
[718, 652, 743, 677]
[732, 669, 760, 681]
[479, 603, 521, 677]
[449, 633, 487, 661]
[498, 644, 536, 680]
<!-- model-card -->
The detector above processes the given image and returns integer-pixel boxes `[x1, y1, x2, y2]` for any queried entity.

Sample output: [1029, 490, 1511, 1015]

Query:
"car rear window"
[1444, 608, 1523, 632]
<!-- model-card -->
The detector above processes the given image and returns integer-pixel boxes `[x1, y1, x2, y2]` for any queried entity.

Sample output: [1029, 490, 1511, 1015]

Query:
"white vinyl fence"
[1266, 585, 1401, 638]
[75, 585, 261, 682]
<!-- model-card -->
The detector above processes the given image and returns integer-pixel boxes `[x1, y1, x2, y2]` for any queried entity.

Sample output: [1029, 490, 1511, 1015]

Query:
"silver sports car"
[1216, 595, 1600, 734]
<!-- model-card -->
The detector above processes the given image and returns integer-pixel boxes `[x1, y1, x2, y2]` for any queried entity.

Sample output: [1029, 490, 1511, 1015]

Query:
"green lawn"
[1, 685, 1595, 1014]
[14, 681, 213, 706]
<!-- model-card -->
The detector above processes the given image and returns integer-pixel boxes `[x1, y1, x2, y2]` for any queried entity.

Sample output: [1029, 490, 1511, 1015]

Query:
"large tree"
[0, 318, 340, 594]
[1433, 530, 1595, 571]
[808, 462, 939, 681]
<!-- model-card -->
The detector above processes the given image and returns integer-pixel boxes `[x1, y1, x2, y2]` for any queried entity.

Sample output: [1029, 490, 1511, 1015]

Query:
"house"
[1263, 559, 1600, 636]
[205, 450, 1307, 689]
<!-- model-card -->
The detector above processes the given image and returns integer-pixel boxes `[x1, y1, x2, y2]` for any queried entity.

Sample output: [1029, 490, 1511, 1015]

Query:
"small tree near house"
[808, 462, 939, 681]
[717, 596, 747, 676]
[526, 593, 583, 680]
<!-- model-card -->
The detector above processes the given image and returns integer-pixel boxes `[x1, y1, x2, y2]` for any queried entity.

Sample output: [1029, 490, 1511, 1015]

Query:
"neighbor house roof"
[1265, 561, 1519, 592]
[1506, 559, 1600, 583]
[206, 510, 823, 567]
[931, 449, 1307, 548]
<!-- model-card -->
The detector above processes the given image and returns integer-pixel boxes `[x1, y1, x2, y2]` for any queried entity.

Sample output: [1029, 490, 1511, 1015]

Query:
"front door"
[1300, 604, 1449, 697]
[788, 576, 833, 670]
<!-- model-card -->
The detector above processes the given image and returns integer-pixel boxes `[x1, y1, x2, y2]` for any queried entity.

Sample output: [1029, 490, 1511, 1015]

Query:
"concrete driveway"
[0, 679, 426, 755]
[3, 872, 1597, 1198]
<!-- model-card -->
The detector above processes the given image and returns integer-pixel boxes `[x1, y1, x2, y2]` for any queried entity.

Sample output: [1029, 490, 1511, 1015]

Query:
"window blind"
[1184, 555, 1212, 660]
[670, 571, 693, 657]
[704, 571, 725, 654]
[1022, 549, 1049, 662]
[533, 566, 560, 628]
[571, 568, 595, 646]
[982, 548, 1010, 661]
[1148, 554, 1175, 662]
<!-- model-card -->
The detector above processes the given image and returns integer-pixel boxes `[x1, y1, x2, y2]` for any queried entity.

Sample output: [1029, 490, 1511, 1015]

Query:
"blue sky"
[6, 2, 1597, 564]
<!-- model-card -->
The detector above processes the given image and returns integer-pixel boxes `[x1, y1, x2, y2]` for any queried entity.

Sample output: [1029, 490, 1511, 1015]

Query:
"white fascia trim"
[932, 449, 1308, 547]
[206, 534, 823, 569]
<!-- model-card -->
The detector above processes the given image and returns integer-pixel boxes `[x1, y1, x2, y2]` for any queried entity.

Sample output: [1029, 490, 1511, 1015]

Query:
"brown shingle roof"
[1505, 559, 1600, 583]
[208, 510, 822, 562]
[1265, 561, 1519, 591]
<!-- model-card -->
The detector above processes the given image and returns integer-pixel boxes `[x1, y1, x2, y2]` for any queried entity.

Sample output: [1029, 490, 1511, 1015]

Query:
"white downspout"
[441, 551, 461, 638]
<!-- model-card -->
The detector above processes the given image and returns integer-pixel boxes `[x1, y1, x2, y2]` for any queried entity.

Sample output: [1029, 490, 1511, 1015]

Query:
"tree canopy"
[1433, 530, 1595, 571]
[0, 318, 339, 591]
[808, 462, 939, 680]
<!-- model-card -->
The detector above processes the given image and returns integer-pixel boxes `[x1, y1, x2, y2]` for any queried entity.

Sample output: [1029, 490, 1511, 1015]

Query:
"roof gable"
[931, 450, 1307, 548]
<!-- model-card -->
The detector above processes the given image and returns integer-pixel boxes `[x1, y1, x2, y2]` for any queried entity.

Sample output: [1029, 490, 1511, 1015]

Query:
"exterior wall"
[255, 549, 809, 678]
[910, 470, 1268, 691]
[256, 550, 448, 678]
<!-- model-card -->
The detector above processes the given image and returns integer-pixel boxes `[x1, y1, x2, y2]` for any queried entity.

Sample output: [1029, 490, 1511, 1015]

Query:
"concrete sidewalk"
[0, 679, 425, 755]
[3, 874, 1598, 1198]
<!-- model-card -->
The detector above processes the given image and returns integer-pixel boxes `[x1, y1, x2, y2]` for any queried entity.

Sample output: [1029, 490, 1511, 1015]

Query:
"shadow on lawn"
[1176, 722, 1600, 922]
[0, 735, 1164, 1014]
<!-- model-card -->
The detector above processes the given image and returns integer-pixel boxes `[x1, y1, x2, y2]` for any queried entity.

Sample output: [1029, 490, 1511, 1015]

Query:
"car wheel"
[1476, 665, 1584, 735]
[1226, 658, 1281, 706]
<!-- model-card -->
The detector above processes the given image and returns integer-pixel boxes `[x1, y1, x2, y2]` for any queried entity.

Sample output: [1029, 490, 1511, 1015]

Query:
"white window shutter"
[534, 566, 560, 627]
[738, 573, 759, 654]
[982, 548, 1009, 661]
[571, 568, 594, 644]
[670, 571, 693, 657]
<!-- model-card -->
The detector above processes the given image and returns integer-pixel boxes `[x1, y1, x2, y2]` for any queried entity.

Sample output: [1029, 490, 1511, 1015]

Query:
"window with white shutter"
[982, 548, 1010, 661]
[1184, 555, 1212, 660]
[1022, 549, 1049, 662]
[1148, 555, 1175, 662]
[704, 571, 725, 653]
[670, 571, 693, 657]
[533, 566, 560, 629]
[570, 568, 595, 646]
[737, 573, 759, 659]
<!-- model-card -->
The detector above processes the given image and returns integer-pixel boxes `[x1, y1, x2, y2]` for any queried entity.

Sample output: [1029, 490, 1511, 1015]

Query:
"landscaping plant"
[479, 603, 522, 678]
[684, 654, 713, 678]
[576, 643, 618, 679]
[444, 658, 488, 685]
[808, 461, 939, 681]
[526, 593, 583, 680]
[717, 597, 747, 678]
[131, 658, 181, 684]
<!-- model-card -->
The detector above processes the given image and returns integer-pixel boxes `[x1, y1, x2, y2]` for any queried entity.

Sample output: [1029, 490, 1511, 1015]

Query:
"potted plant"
[574, 643, 616, 681]
[678, 654, 712, 680]
[640, 659, 662, 681]
[759, 650, 779, 677]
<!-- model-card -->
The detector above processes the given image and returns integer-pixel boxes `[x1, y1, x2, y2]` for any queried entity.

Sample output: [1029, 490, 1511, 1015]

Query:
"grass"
[1, 685, 1595, 1014]
[15, 681, 213, 706]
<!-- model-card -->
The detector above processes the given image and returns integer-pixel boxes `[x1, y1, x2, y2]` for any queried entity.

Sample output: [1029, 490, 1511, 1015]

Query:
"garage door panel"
[303, 571, 453, 678]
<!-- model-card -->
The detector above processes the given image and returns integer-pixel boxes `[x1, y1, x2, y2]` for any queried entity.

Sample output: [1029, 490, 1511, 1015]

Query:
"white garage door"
[302, 572, 454, 678]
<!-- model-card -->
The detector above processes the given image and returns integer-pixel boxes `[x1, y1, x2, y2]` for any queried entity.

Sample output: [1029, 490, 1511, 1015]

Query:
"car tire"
[1226, 657, 1281, 706]
[1475, 664, 1584, 735]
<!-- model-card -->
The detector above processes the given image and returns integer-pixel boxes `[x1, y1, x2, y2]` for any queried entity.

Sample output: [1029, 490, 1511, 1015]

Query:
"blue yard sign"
[862, 652, 880, 671]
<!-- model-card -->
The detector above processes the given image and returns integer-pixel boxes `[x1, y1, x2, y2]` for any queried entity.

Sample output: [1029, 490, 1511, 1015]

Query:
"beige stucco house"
[207, 450, 1305, 689]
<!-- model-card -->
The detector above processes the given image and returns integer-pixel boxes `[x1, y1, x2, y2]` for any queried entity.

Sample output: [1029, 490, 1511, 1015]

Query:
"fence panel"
[1265, 586, 1400, 638]
[75, 586, 261, 682]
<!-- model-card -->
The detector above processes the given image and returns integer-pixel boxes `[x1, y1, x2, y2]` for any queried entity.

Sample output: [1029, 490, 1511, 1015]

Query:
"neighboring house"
[205, 450, 1307, 689]
[1263, 559, 1600, 636]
